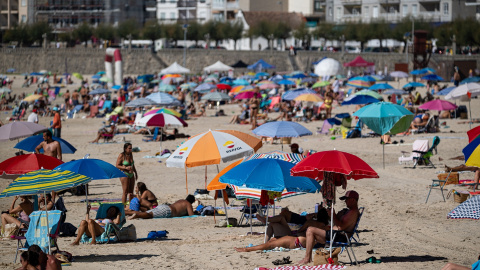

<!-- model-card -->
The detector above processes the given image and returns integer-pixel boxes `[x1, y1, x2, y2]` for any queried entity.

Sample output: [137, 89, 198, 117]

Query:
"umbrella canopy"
[216, 83, 232, 90]
[418, 100, 457, 111]
[291, 150, 379, 181]
[136, 113, 187, 128]
[403, 82, 426, 88]
[342, 95, 380, 105]
[88, 88, 111, 95]
[203, 61, 234, 72]
[346, 76, 376, 88]
[0, 154, 63, 175]
[158, 84, 177, 92]
[436, 86, 456, 96]
[195, 83, 216, 93]
[54, 159, 126, 180]
[0, 169, 91, 198]
[276, 79, 296, 86]
[383, 89, 408, 95]
[23, 94, 43, 102]
[460, 76, 480, 84]
[96, 71, 106, 75]
[258, 83, 278, 90]
[145, 92, 181, 106]
[354, 90, 382, 100]
[234, 91, 261, 100]
[368, 83, 394, 91]
[343, 56, 374, 67]
[144, 108, 181, 117]
[125, 98, 158, 108]
[294, 94, 322, 102]
[220, 159, 320, 193]
[312, 81, 330, 88]
[232, 79, 250, 86]
[207, 160, 243, 191]
[467, 126, 480, 143]
[166, 130, 262, 168]
[421, 74, 444, 81]
[201, 92, 231, 102]
[230, 85, 246, 94]
[231, 60, 249, 68]
[447, 195, 480, 220]
[0, 122, 48, 141]
[463, 137, 480, 168]
[99, 77, 112, 83]
[72, 72, 83, 80]
[390, 71, 409, 78]
[247, 59, 275, 70]
[301, 77, 317, 84]
[252, 121, 312, 138]
[353, 102, 414, 135]
[282, 88, 316, 101]
[314, 58, 342, 77]
[411, 67, 435, 75]
[15, 135, 76, 154]
[0, 87, 12, 93]
[160, 62, 191, 74]
[445, 83, 480, 100]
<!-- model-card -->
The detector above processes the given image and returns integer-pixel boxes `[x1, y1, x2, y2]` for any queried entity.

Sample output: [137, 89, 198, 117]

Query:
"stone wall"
[1, 48, 478, 80]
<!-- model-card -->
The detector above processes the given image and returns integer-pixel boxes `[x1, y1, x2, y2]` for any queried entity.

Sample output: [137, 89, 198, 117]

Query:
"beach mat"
[255, 264, 346, 270]
[81, 198, 122, 203]
[154, 215, 202, 219]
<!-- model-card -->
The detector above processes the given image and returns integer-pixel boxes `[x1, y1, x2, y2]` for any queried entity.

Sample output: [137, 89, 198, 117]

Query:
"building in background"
[155, 0, 212, 24]
[0, 0, 29, 30]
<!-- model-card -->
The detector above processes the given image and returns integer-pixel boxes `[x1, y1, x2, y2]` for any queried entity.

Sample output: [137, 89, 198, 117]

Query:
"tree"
[142, 20, 162, 51]
[3, 24, 31, 47]
[58, 32, 76, 47]
[312, 22, 335, 49]
[73, 22, 93, 47]
[367, 19, 390, 50]
[433, 23, 453, 47]
[251, 20, 275, 49]
[224, 21, 244, 50]
[29, 21, 52, 45]
[274, 22, 291, 50]
[117, 19, 140, 40]
[163, 23, 183, 47]
[95, 23, 116, 43]
[186, 21, 204, 46]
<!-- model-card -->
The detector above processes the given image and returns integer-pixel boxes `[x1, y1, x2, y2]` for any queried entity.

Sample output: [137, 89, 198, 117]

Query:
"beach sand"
[0, 76, 479, 270]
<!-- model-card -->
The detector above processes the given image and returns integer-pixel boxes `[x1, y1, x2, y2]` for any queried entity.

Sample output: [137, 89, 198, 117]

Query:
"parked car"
[345, 46, 361, 53]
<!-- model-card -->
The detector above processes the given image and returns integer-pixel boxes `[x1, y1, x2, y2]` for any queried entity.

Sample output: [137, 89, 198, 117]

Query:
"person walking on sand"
[116, 143, 138, 205]
[51, 107, 61, 138]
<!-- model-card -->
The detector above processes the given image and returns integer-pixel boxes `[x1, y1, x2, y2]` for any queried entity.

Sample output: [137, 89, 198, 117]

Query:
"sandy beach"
[0, 74, 479, 270]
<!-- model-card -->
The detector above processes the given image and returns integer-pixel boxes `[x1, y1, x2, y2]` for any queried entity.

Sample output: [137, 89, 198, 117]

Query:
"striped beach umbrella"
[463, 137, 480, 168]
[0, 169, 91, 198]
[144, 107, 182, 117]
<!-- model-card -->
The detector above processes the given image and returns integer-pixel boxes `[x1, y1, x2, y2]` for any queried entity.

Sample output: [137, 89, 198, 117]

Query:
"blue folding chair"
[80, 203, 126, 244]
[67, 104, 83, 119]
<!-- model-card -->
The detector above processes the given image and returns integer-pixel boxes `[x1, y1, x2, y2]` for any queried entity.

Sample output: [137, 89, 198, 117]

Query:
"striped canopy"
[0, 169, 91, 198]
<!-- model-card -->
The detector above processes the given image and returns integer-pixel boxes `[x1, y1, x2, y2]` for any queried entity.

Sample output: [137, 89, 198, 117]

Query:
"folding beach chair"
[67, 104, 83, 119]
[80, 202, 126, 244]
[412, 136, 440, 169]
[87, 105, 99, 118]
[142, 127, 159, 142]
[326, 207, 364, 265]
[13, 210, 62, 262]
[398, 140, 429, 165]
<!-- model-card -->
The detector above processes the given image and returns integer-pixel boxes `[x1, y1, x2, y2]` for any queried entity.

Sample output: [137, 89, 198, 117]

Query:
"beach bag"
[218, 218, 238, 227]
[147, 230, 168, 239]
[437, 172, 459, 185]
[313, 248, 341, 266]
[2, 223, 19, 238]
[59, 222, 77, 237]
[118, 224, 137, 242]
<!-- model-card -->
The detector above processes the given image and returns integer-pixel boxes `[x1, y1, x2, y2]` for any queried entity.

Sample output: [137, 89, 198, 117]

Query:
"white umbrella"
[314, 58, 343, 77]
[390, 71, 409, 78]
[445, 83, 480, 128]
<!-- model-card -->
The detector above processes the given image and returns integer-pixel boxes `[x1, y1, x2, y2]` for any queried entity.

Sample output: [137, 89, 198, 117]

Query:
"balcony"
[177, 1, 197, 8]
[418, 0, 440, 2]
[211, 2, 239, 10]
[341, 0, 362, 6]
[378, 0, 400, 3]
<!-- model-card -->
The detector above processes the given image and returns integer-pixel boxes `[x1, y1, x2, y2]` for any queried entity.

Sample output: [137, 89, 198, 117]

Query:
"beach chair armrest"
[10, 235, 26, 240]
[412, 150, 426, 154]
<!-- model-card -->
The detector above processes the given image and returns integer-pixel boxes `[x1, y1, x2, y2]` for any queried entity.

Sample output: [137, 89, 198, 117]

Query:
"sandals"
[272, 256, 292, 265]
[366, 256, 382, 263]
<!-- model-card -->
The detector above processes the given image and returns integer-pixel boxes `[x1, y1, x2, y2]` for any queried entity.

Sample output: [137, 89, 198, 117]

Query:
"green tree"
[95, 23, 116, 43]
[163, 23, 183, 47]
[274, 22, 291, 50]
[251, 20, 275, 49]
[73, 22, 93, 47]
[224, 21, 244, 50]
[117, 19, 140, 40]
[452, 18, 479, 47]
[367, 19, 390, 50]
[186, 21, 204, 46]
[58, 32, 76, 47]
[29, 21, 52, 45]
[312, 22, 336, 49]
[3, 24, 31, 46]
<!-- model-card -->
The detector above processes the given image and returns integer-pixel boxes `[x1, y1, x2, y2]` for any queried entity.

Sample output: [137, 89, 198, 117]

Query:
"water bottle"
[315, 203, 319, 213]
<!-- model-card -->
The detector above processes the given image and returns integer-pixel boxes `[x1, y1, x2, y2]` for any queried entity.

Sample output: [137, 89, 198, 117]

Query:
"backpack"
[346, 129, 361, 139]
[53, 196, 67, 224]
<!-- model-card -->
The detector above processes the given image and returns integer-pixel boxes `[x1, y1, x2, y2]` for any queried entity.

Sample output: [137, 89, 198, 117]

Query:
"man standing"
[51, 107, 61, 138]
[35, 130, 62, 161]
[27, 109, 39, 123]
[297, 190, 360, 265]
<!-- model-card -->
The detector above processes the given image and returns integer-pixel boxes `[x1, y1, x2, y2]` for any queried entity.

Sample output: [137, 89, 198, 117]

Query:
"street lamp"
[268, 34, 274, 51]
[183, 24, 188, 67]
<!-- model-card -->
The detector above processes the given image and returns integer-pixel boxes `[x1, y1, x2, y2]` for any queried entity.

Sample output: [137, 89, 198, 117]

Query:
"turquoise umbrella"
[353, 102, 414, 168]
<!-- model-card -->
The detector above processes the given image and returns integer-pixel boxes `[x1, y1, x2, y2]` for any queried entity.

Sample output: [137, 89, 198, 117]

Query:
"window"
[412, 4, 417, 16]
[21, 15, 26, 23]
[170, 12, 176, 19]
[402, 4, 408, 17]
[364, 6, 369, 17]
[389, 6, 396, 13]
[314, 0, 322, 12]
[336, 7, 342, 18]
[21, 0, 26, 6]
[328, 7, 333, 17]
[160, 12, 166, 19]
[373, 6, 378, 18]
[352, 8, 359, 15]
[443, 2, 449, 14]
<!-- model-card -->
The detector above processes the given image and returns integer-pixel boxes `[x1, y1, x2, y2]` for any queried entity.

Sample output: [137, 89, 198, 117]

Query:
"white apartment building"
[156, 0, 213, 24]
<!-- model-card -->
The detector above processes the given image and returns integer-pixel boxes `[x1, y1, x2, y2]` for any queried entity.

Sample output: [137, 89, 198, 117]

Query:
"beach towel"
[254, 265, 346, 270]
[153, 215, 201, 219]
[25, 210, 62, 253]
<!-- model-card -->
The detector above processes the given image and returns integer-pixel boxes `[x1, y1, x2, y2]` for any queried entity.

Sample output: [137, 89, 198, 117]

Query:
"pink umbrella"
[418, 100, 457, 111]
[234, 91, 262, 100]
[258, 83, 278, 90]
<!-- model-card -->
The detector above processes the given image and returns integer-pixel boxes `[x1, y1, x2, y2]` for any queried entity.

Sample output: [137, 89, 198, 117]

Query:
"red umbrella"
[0, 154, 63, 175]
[216, 83, 232, 90]
[467, 126, 480, 143]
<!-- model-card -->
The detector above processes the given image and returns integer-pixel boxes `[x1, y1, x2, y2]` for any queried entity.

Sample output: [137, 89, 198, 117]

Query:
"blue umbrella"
[219, 159, 320, 193]
[96, 71, 106, 75]
[290, 73, 307, 79]
[247, 59, 275, 70]
[301, 77, 317, 84]
[460, 77, 480, 84]
[383, 89, 408, 95]
[403, 82, 425, 88]
[54, 159, 126, 180]
[421, 74, 443, 81]
[436, 86, 456, 96]
[15, 135, 77, 154]
[276, 79, 296, 86]
[7, 68, 16, 73]
[92, 75, 102, 79]
[145, 92, 181, 105]
[411, 67, 435, 75]
[194, 83, 216, 93]
[326, 118, 342, 125]
[342, 95, 380, 105]
[252, 121, 312, 138]
[255, 72, 269, 78]
[368, 83, 394, 91]
[111, 85, 122, 90]
[88, 88, 111, 95]
[232, 79, 250, 86]
[30, 72, 43, 76]
[282, 88, 316, 100]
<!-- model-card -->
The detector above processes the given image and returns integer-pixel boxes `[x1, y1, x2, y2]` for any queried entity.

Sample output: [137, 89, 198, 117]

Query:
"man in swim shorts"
[128, 195, 195, 220]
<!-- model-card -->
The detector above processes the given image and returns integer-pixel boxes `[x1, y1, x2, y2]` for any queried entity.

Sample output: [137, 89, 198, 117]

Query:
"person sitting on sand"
[70, 204, 121, 245]
[90, 123, 116, 143]
[445, 165, 479, 190]
[156, 128, 190, 142]
[128, 182, 158, 212]
[128, 195, 195, 220]
[2, 196, 34, 231]
[409, 112, 430, 131]
[297, 190, 360, 265]
[441, 254, 480, 270]
[39, 193, 54, 211]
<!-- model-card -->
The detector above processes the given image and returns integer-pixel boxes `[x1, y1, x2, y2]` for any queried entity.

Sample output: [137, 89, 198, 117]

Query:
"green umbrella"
[312, 81, 330, 88]
[355, 90, 382, 100]
[99, 77, 112, 83]
[72, 72, 83, 80]
[158, 84, 177, 92]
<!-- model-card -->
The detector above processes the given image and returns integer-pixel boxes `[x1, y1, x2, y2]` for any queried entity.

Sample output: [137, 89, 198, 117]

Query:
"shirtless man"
[297, 190, 360, 265]
[35, 130, 62, 161]
[128, 195, 195, 219]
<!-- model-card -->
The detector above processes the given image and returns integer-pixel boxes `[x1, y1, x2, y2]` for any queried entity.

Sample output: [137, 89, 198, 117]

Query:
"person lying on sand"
[70, 204, 121, 245]
[445, 165, 479, 190]
[128, 195, 195, 220]
[235, 235, 308, 252]
[441, 254, 480, 270]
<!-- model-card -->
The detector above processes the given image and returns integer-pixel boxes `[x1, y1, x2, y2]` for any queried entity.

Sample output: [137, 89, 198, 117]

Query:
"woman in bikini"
[235, 235, 307, 252]
[71, 204, 121, 245]
[134, 182, 158, 211]
[1, 196, 33, 232]
[249, 90, 260, 130]
[116, 143, 138, 205]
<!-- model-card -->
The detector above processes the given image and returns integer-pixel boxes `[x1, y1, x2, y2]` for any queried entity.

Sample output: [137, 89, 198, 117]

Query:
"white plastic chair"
[398, 140, 429, 164]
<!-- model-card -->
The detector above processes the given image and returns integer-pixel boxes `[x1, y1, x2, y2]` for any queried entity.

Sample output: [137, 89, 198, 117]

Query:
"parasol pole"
[249, 199, 253, 235]
[468, 99, 472, 129]
[383, 143, 385, 169]
[185, 167, 188, 194]
[264, 201, 269, 243]
[330, 202, 333, 259]
[223, 195, 229, 227]
[44, 191, 51, 255]
[205, 166, 208, 189]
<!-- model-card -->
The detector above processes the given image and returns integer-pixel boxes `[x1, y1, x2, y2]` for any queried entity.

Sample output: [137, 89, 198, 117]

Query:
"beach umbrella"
[390, 71, 409, 78]
[300, 77, 316, 84]
[0, 87, 11, 93]
[99, 77, 112, 83]
[180, 83, 193, 90]
[216, 83, 232, 90]
[125, 98, 158, 108]
[445, 83, 480, 128]
[233, 79, 250, 86]
[276, 79, 296, 86]
[7, 68, 16, 73]
[195, 83, 216, 93]
[460, 77, 480, 84]
[144, 108, 181, 117]
[312, 81, 330, 88]
[15, 135, 76, 154]
[294, 94, 322, 103]
[354, 90, 382, 100]
[0, 122, 47, 141]
[291, 150, 378, 258]
[158, 84, 177, 92]
[229, 85, 246, 94]
[23, 94, 43, 102]
[421, 74, 444, 81]
[383, 89, 408, 95]
[88, 88, 111, 95]
[0, 154, 63, 175]
[342, 95, 380, 105]
[257, 80, 274, 85]
[436, 87, 456, 96]
[252, 121, 312, 151]
[467, 126, 480, 143]
[314, 58, 343, 77]
[290, 73, 307, 79]
[258, 83, 278, 90]
[145, 92, 181, 106]
[418, 100, 457, 111]
[111, 85, 122, 90]
[353, 102, 414, 168]
[463, 136, 480, 168]
[201, 92, 231, 102]
[447, 195, 480, 220]
[411, 67, 435, 75]
[92, 75, 101, 80]
[137, 113, 187, 128]
[72, 72, 83, 80]
[96, 71, 106, 75]
[368, 83, 394, 91]
[234, 91, 261, 100]
[403, 82, 425, 88]
[282, 88, 316, 101]
[346, 76, 376, 88]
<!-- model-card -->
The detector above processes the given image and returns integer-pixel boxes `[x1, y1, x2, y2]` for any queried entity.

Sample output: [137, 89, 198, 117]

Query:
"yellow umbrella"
[72, 73, 83, 80]
[294, 94, 323, 102]
[23, 94, 43, 102]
